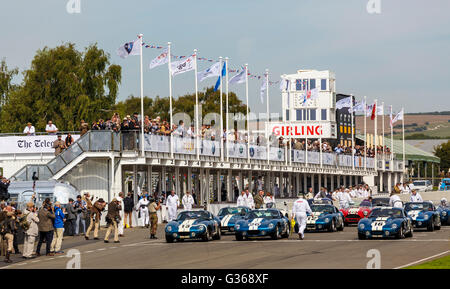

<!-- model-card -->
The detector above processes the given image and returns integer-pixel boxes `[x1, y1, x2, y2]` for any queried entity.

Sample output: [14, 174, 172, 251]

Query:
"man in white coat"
[237, 191, 246, 207]
[244, 190, 254, 209]
[337, 189, 352, 209]
[166, 190, 179, 221]
[410, 189, 423, 203]
[117, 192, 125, 237]
[182, 191, 194, 211]
[389, 191, 403, 208]
[292, 193, 312, 240]
[137, 194, 150, 227]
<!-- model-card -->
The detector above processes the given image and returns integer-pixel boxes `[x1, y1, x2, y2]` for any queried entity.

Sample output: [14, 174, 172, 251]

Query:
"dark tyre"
[396, 225, 405, 239]
[165, 235, 174, 243]
[337, 220, 344, 231]
[405, 225, 413, 238]
[271, 226, 280, 240]
[202, 229, 210, 242]
[282, 223, 289, 238]
[427, 219, 435, 232]
[358, 233, 366, 240]
[328, 219, 337, 232]
[235, 233, 244, 241]
[213, 227, 221, 240]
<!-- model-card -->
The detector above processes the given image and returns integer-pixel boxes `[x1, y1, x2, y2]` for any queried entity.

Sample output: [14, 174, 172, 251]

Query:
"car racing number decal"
[407, 210, 422, 220]
[371, 217, 389, 231]
[178, 219, 197, 232]
[248, 218, 264, 230]
[221, 214, 234, 227]
[307, 212, 322, 224]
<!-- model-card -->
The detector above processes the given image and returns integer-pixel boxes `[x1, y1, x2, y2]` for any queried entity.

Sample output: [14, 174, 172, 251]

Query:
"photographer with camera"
[22, 202, 39, 259]
[0, 209, 17, 263]
[148, 197, 161, 239]
[74, 195, 87, 236]
[104, 198, 121, 243]
[0, 176, 11, 202]
[85, 198, 106, 240]
[35, 199, 56, 256]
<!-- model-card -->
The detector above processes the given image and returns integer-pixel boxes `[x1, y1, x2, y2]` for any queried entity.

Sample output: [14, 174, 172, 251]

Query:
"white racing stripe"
[348, 208, 359, 215]
[178, 219, 197, 232]
[221, 214, 234, 227]
[371, 217, 389, 231]
[248, 218, 264, 230]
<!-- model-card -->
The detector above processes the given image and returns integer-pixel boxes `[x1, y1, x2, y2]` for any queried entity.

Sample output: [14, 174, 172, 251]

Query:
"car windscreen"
[372, 198, 390, 206]
[311, 205, 334, 214]
[360, 201, 372, 207]
[218, 207, 246, 216]
[247, 210, 279, 219]
[369, 208, 403, 218]
[413, 181, 426, 186]
[404, 202, 432, 211]
[177, 211, 210, 221]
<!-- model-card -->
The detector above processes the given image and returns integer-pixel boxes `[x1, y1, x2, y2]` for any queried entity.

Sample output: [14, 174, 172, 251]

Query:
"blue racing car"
[218, 206, 250, 234]
[234, 208, 290, 241]
[404, 202, 441, 231]
[357, 207, 413, 239]
[165, 210, 221, 243]
[305, 203, 345, 232]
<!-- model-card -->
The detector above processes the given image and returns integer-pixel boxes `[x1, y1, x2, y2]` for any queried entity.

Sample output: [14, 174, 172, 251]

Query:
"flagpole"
[194, 49, 200, 161]
[305, 79, 308, 166]
[139, 34, 145, 157]
[225, 57, 229, 163]
[364, 96, 367, 171]
[284, 75, 288, 167]
[382, 101, 385, 172]
[245, 63, 250, 164]
[219, 57, 224, 163]
[168, 42, 174, 159]
[351, 95, 355, 171]
[266, 69, 270, 165]
[374, 99, 378, 172]
[390, 105, 394, 172]
[402, 108, 405, 181]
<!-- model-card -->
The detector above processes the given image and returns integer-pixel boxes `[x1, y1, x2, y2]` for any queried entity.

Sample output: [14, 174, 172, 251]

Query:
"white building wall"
[60, 158, 110, 203]
[0, 155, 53, 178]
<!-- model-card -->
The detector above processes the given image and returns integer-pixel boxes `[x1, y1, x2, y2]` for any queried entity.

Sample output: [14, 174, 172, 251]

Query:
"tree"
[434, 140, 450, 172]
[0, 43, 121, 132]
[0, 59, 18, 108]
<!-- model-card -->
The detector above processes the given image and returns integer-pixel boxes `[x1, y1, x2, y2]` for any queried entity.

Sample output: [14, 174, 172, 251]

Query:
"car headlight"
[391, 224, 398, 229]
[359, 223, 365, 229]
[167, 226, 172, 232]
[363, 211, 368, 216]
[442, 211, 447, 216]
[324, 218, 330, 223]
[424, 215, 429, 220]
[268, 223, 275, 229]
[198, 225, 206, 231]
[235, 224, 240, 230]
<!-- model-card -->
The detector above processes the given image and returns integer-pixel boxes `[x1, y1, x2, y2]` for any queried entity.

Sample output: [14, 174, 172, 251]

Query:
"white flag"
[377, 104, 384, 115]
[336, 96, 352, 109]
[352, 99, 366, 113]
[197, 62, 221, 82]
[392, 109, 404, 125]
[260, 76, 267, 103]
[171, 55, 195, 76]
[149, 48, 168, 69]
[117, 38, 141, 59]
[229, 69, 246, 85]
[279, 78, 290, 91]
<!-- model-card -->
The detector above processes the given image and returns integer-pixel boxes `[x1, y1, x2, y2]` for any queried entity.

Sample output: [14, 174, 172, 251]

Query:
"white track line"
[394, 250, 450, 269]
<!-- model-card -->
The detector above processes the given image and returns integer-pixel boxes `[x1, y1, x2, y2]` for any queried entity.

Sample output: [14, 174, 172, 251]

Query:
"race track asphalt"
[1, 224, 449, 269]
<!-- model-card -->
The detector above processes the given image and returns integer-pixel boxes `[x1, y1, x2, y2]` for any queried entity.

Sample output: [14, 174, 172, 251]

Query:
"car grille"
[248, 230, 260, 235]
[178, 232, 191, 236]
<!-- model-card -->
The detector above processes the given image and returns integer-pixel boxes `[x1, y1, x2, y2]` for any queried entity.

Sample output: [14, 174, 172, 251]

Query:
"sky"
[1, 0, 449, 115]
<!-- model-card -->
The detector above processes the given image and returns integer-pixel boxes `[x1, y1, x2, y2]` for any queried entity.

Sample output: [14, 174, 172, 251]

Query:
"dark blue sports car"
[357, 207, 413, 239]
[436, 204, 450, 225]
[404, 202, 441, 231]
[218, 206, 250, 234]
[165, 210, 221, 243]
[305, 204, 345, 232]
[234, 208, 290, 241]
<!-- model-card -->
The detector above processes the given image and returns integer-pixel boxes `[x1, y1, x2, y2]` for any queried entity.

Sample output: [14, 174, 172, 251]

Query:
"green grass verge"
[405, 255, 450, 269]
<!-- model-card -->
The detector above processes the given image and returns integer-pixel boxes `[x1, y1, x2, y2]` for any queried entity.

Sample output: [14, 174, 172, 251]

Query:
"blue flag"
[214, 62, 227, 92]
